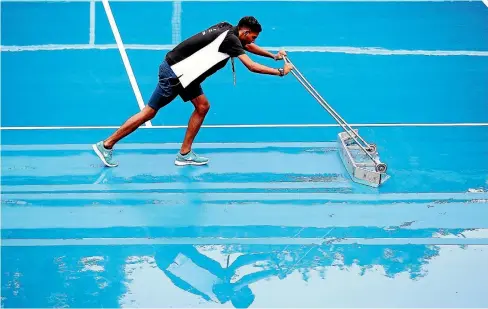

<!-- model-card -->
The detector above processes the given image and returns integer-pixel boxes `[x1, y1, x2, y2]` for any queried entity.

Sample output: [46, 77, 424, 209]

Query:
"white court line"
[2, 43, 488, 56]
[3, 192, 487, 200]
[1, 123, 488, 130]
[0, 141, 337, 150]
[89, 0, 95, 45]
[100, 0, 152, 126]
[171, 1, 181, 44]
[0, 181, 351, 192]
[0, 0, 482, 2]
[482, 0, 488, 7]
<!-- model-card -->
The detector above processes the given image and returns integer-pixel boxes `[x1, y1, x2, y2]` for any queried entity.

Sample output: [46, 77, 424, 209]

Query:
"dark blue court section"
[2, 0, 488, 308]
[2, 50, 488, 127]
[95, 2, 174, 45]
[131, 51, 488, 126]
[90, 1, 488, 50]
[179, 1, 488, 50]
[1, 49, 142, 127]
[1, 2, 89, 45]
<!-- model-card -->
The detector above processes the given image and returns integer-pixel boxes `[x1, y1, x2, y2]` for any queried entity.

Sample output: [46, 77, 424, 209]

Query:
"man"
[92, 16, 293, 167]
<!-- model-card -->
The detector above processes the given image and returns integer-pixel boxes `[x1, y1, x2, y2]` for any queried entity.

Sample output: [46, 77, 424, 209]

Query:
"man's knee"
[141, 105, 157, 120]
[192, 96, 210, 116]
[197, 101, 210, 115]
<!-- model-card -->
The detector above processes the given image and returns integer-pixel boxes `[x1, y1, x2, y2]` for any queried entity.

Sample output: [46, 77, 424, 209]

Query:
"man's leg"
[181, 94, 210, 154]
[92, 106, 157, 167]
[104, 106, 156, 149]
[175, 94, 210, 166]
[93, 72, 177, 167]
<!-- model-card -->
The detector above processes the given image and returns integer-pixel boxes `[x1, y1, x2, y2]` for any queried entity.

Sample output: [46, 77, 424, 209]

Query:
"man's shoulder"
[218, 23, 246, 57]
[202, 21, 233, 34]
[213, 21, 234, 29]
[203, 21, 241, 47]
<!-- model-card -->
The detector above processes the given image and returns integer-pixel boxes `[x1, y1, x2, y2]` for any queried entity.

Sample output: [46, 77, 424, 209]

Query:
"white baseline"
[0, 0, 483, 2]
[1, 123, 488, 130]
[2, 44, 488, 57]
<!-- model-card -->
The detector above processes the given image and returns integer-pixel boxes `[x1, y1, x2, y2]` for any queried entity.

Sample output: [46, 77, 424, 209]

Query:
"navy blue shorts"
[147, 60, 203, 111]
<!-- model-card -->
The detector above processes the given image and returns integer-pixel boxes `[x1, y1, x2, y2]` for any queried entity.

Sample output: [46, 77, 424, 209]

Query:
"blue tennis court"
[1, 0, 488, 307]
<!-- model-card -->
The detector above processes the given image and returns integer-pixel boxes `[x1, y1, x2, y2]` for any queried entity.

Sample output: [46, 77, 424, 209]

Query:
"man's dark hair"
[237, 16, 262, 33]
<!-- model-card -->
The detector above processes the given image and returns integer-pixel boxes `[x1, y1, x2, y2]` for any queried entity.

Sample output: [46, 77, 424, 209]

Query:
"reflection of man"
[153, 242, 440, 307]
[154, 245, 275, 308]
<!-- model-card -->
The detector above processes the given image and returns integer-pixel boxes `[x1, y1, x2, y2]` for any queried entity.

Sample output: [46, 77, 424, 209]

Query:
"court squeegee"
[284, 55, 390, 187]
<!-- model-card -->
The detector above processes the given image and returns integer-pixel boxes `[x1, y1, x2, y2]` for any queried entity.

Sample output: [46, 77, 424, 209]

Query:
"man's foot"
[92, 141, 118, 167]
[175, 150, 209, 166]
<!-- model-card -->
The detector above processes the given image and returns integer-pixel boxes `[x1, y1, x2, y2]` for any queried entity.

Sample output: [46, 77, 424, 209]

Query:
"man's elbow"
[247, 63, 259, 73]
[237, 55, 259, 73]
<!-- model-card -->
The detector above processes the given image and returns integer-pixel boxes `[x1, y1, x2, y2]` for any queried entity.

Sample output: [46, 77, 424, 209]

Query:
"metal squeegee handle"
[283, 55, 370, 147]
[283, 55, 379, 164]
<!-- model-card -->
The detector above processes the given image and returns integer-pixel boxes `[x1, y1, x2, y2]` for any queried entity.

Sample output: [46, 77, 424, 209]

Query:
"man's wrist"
[277, 68, 284, 76]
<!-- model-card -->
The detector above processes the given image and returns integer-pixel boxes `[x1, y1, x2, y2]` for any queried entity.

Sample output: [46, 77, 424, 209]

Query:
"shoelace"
[105, 148, 113, 159]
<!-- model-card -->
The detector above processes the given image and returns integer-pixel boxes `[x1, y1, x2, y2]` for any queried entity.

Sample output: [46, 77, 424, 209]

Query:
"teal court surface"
[1, 0, 488, 307]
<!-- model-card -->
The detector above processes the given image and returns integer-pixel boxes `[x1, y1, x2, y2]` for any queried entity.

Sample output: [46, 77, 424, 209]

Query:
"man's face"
[239, 30, 260, 45]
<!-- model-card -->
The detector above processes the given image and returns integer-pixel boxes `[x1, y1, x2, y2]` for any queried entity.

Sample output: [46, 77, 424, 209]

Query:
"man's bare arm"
[238, 54, 293, 75]
[244, 43, 277, 60]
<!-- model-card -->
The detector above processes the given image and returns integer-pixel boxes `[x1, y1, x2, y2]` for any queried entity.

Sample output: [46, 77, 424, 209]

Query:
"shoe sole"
[92, 144, 118, 167]
[174, 160, 209, 166]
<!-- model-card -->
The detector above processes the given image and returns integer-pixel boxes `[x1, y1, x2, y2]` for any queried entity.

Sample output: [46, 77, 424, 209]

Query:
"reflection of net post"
[172, 1, 182, 45]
